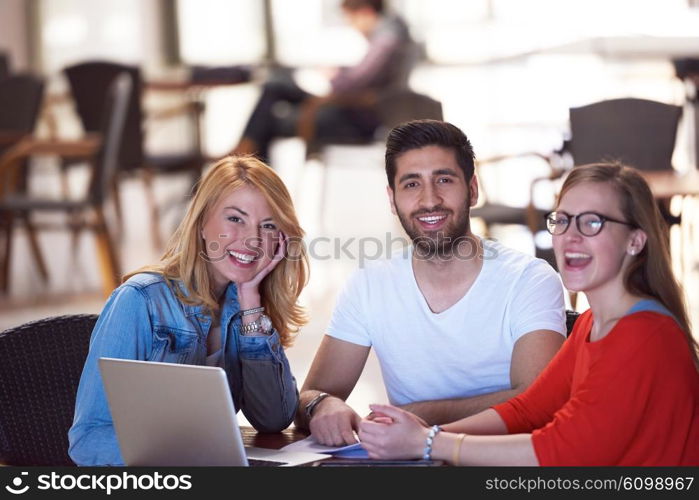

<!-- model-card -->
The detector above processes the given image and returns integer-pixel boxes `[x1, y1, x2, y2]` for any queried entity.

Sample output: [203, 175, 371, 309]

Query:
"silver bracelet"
[422, 425, 441, 460]
[241, 306, 264, 317]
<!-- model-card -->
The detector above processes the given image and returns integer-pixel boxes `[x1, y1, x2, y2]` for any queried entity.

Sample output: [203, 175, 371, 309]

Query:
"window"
[177, 0, 266, 65]
[39, 0, 158, 74]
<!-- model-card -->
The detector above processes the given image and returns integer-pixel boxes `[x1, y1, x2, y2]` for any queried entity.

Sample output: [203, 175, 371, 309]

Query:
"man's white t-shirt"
[327, 239, 566, 406]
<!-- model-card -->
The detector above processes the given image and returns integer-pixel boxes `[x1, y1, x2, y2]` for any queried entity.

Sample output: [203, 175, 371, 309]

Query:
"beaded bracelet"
[422, 425, 442, 460]
[241, 306, 265, 316]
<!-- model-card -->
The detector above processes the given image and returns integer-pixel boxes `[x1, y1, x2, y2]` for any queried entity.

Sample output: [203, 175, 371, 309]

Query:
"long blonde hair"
[125, 155, 309, 347]
[558, 163, 697, 367]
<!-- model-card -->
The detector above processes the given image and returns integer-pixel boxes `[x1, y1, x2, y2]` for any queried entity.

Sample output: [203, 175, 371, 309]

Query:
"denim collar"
[175, 280, 240, 319]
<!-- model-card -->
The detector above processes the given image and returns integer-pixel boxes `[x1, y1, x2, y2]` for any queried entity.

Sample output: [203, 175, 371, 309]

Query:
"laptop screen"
[99, 358, 329, 466]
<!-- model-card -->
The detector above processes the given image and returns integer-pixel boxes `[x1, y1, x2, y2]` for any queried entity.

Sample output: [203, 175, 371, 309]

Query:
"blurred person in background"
[232, 0, 416, 163]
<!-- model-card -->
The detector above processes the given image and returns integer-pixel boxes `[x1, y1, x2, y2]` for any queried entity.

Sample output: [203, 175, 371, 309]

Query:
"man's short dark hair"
[341, 0, 384, 13]
[385, 119, 476, 189]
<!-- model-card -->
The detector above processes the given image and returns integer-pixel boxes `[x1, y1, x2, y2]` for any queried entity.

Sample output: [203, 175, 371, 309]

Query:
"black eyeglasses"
[544, 211, 635, 236]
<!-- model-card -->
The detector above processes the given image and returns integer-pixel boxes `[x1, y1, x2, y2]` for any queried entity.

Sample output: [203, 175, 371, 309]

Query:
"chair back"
[0, 74, 44, 135]
[0, 53, 8, 80]
[0, 74, 44, 192]
[673, 57, 699, 81]
[569, 98, 682, 172]
[376, 89, 443, 137]
[0, 314, 98, 465]
[88, 72, 133, 204]
[64, 61, 143, 171]
[565, 309, 580, 337]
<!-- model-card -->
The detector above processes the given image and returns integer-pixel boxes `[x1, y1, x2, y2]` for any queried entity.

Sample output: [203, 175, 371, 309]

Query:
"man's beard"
[396, 200, 472, 259]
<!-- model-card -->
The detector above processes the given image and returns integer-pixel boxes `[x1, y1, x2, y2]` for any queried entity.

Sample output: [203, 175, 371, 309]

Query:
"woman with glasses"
[358, 163, 699, 465]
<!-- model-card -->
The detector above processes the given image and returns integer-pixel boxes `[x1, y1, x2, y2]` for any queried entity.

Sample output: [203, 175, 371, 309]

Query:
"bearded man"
[297, 120, 567, 446]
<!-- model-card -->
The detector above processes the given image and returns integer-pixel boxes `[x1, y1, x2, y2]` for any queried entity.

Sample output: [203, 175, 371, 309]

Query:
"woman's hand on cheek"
[236, 232, 286, 306]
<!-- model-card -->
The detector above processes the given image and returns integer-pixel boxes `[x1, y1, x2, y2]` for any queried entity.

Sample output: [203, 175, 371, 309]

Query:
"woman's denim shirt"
[68, 273, 299, 466]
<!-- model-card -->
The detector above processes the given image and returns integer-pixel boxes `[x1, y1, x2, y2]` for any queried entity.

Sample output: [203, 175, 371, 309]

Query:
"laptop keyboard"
[248, 458, 288, 467]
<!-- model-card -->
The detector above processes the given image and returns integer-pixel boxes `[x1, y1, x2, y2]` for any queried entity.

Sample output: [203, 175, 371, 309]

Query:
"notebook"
[99, 357, 330, 466]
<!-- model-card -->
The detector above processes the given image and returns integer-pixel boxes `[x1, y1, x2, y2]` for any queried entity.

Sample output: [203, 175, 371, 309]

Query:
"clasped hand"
[359, 404, 430, 460]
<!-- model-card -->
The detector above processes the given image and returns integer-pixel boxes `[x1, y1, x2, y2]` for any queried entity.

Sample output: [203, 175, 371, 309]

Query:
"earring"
[628, 248, 636, 256]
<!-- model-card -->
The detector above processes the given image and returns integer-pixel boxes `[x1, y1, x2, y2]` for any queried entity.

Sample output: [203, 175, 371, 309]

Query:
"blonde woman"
[69, 156, 309, 466]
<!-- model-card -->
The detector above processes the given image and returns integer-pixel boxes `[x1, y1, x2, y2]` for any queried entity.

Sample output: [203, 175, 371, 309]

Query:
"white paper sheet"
[281, 435, 365, 456]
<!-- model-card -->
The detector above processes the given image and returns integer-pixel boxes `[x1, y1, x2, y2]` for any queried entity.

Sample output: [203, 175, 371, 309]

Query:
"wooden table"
[239, 426, 446, 467]
[241, 426, 309, 449]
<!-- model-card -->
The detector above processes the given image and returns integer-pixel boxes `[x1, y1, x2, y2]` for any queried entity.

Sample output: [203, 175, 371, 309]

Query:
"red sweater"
[493, 310, 699, 465]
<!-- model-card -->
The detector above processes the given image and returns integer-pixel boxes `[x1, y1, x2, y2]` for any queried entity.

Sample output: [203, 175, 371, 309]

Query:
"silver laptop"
[99, 357, 329, 466]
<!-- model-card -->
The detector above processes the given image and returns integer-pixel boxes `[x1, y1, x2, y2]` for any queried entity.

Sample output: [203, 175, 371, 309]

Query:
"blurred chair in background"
[563, 98, 682, 227]
[0, 73, 132, 297]
[565, 309, 580, 337]
[472, 97, 683, 271]
[471, 151, 553, 243]
[304, 89, 443, 222]
[64, 61, 205, 249]
[63, 62, 143, 213]
[374, 89, 443, 133]
[0, 74, 44, 155]
[0, 52, 9, 80]
[0, 74, 47, 289]
[565, 98, 681, 174]
[0, 314, 97, 465]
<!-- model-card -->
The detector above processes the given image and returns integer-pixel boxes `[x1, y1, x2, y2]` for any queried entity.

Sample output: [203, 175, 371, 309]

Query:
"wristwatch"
[241, 314, 273, 335]
[304, 392, 330, 421]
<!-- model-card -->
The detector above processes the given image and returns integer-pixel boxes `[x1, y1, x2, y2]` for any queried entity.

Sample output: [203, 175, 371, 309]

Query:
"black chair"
[309, 88, 443, 150]
[0, 53, 9, 81]
[470, 152, 551, 233]
[0, 74, 47, 291]
[0, 74, 45, 154]
[64, 62, 143, 177]
[470, 146, 554, 257]
[0, 314, 98, 465]
[567, 98, 681, 173]
[64, 61, 205, 248]
[467, 151, 555, 269]
[374, 89, 444, 138]
[0, 73, 132, 296]
[565, 309, 580, 337]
